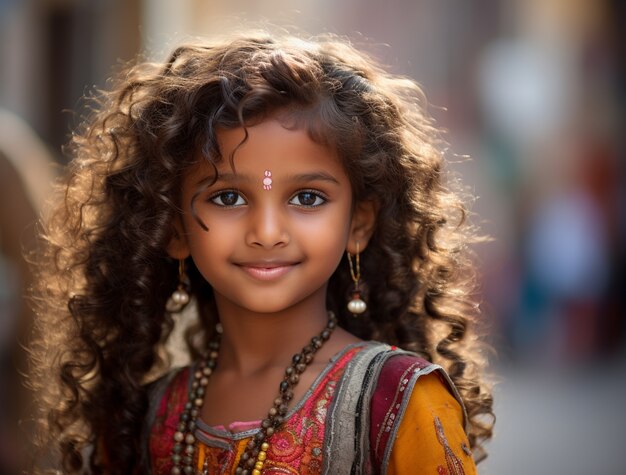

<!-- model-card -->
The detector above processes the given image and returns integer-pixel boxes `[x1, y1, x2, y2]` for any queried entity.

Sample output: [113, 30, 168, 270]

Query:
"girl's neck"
[213, 297, 331, 376]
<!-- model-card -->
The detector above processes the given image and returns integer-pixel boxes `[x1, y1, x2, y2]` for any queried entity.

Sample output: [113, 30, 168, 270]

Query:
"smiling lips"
[236, 261, 299, 281]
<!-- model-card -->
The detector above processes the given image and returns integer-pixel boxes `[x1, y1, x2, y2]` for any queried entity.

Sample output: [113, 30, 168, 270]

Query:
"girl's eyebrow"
[211, 173, 253, 184]
[286, 172, 340, 185]
[212, 171, 340, 185]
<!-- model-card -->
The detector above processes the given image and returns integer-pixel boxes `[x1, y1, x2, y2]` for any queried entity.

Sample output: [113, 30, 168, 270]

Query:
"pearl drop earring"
[346, 242, 367, 315]
[166, 259, 190, 313]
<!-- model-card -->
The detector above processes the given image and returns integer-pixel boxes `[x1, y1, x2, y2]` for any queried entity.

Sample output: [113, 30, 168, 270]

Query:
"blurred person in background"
[477, 0, 625, 366]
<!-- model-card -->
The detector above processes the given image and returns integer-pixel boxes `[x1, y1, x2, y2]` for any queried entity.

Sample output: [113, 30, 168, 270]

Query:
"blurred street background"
[1, 0, 624, 473]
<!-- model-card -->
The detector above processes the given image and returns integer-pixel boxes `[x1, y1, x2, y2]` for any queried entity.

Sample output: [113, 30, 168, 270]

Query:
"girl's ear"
[166, 216, 191, 260]
[347, 200, 378, 253]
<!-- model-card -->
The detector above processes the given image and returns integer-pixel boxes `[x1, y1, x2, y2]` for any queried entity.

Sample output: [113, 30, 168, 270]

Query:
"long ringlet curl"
[30, 33, 494, 473]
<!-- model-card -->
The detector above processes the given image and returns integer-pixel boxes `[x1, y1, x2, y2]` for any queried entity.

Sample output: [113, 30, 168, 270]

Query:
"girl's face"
[168, 118, 375, 316]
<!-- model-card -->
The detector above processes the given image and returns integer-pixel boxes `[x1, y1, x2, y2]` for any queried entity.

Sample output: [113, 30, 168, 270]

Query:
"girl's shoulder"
[327, 341, 473, 474]
[337, 341, 461, 409]
[343, 341, 464, 412]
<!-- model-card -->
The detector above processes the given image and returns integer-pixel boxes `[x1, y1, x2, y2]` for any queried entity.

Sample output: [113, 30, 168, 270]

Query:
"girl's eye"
[210, 191, 246, 207]
[289, 191, 327, 207]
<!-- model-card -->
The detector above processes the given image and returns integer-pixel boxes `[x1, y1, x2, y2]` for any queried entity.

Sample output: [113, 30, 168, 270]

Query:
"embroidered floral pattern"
[434, 416, 465, 475]
[249, 355, 352, 474]
[269, 429, 303, 463]
[148, 347, 362, 474]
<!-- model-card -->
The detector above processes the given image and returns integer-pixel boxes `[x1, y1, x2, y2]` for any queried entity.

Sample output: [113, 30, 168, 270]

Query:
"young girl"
[31, 33, 494, 474]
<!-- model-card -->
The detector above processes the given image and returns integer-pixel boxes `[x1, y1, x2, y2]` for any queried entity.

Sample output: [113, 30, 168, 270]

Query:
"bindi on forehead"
[262, 170, 273, 190]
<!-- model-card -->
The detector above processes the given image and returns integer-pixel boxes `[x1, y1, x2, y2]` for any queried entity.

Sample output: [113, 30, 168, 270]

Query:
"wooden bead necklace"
[170, 312, 338, 475]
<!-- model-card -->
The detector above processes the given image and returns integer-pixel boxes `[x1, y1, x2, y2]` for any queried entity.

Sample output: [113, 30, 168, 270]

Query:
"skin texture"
[168, 118, 375, 424]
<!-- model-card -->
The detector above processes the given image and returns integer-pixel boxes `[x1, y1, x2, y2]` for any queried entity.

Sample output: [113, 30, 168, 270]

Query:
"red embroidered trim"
[149, 368, 191, 474]
[369, 354, 433, 467]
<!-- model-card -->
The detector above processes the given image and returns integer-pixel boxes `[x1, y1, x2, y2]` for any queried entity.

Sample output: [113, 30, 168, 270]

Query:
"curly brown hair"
[30, 33, 494, 473]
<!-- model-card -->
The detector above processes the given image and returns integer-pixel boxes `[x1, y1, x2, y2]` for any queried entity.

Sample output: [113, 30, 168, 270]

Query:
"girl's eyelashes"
[209, 190, 247, 207]
[207, 189, 328, 208]
[288, 190, 328, 208]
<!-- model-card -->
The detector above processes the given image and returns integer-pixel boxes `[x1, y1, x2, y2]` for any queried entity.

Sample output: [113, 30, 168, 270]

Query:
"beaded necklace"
[170, 312, 338, 475]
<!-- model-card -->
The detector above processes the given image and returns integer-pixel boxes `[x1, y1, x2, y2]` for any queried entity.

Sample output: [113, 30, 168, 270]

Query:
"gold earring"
[346, 241, 367, 316]
[166, 259, 190, 313]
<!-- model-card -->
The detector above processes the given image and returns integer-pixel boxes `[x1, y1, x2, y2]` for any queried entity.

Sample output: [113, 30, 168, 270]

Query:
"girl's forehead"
[212, 119, 343, 174]
[183, 118, 349, 193]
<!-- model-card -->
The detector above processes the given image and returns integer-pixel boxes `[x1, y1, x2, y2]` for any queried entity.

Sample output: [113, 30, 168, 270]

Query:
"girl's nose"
[245, 205, 290, 249]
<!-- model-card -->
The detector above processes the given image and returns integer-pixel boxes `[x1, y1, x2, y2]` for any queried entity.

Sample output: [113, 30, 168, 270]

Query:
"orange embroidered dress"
[143, 342, 476, 474]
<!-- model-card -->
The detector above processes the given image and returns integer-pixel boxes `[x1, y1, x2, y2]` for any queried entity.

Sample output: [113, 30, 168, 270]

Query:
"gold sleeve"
[386, 372, 477, 475]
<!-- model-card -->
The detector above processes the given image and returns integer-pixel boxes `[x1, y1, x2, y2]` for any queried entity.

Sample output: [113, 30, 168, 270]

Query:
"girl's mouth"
[236, 262, 298, 281]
